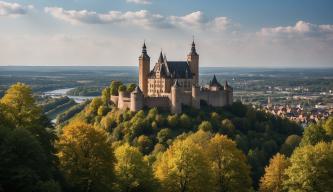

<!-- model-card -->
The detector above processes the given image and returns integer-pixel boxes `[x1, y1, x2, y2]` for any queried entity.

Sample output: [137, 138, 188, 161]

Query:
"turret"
[191, 84, 200, 109]
[171, 80, 182, 114]
[130, 86, 144, 112]
[139, 41, 150, 96]
[187, 40, 199, 85]
[224, 81, 233, 105]
[118, 90, 126, 109]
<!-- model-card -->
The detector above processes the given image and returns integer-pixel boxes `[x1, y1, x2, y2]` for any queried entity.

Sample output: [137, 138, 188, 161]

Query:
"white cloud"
[126, 0, 151, 5]
[44, 7, 230, 31]
[44, 7, 170, 28]
[0, 1, 33, 16]
[259, 20, 333, 40]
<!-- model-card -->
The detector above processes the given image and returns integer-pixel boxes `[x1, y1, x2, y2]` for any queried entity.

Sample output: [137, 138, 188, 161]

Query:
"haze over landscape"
[1, 0, 333, 67]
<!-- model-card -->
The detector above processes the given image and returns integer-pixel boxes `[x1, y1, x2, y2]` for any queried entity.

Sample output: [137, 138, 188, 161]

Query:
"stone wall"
[145, 96, 170, 109]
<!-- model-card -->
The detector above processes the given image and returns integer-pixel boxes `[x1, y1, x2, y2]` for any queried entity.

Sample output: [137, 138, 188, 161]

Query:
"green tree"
[154, 138, 213, 192]
[283, 141, 333, 192]
[300, 124, 328, 146]
[136, 135, 153, 155]
[208, 134, 252, 192]
[323, 117, 333, 138]
[259, 153, 290, 192]
[280, 135, 301, 157]
[179, 114, 192, 130]
[167, 115, 178, 128]
[57, 121, 115, 192]
[198, 121, 213, 132]
[114, 143, 156, 192]
[0, 128, 60, 192]
[127, 83, 137, 93]
[157, 128, 172, 144]
[101, 87, 111, 106]
[110, 81, 122, 96]
[118, 85, 127, 92]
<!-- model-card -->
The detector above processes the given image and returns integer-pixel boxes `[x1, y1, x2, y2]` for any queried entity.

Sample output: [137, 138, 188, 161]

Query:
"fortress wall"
[196, 90, 227, 107]
[179, 91, 192, 106]
[145, 97, 170, 109]
[122, 100, 131, 110]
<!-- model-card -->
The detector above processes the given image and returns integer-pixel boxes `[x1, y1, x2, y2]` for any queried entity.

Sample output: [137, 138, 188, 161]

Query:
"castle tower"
[171, 80, 182, 114]
[224, 81, 233, 105]
[187, 40, 199, 85]
[139, 42, 150, 96]
[191, 84, 200, 109]
[130, 86, 144, 112]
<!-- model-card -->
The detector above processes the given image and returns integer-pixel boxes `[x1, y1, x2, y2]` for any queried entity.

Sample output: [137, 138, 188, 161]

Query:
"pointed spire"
[158, 50, 164, 63]
[190, 37, 198, 55]
[212, 74, 218, 84]
[142, 40, 147, 54]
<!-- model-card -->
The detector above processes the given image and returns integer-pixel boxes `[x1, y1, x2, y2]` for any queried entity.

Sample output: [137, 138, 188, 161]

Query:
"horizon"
[1, 0, 333, 67]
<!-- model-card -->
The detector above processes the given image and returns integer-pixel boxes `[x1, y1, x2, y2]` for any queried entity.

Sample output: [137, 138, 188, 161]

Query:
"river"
[43, 88, 95, 103]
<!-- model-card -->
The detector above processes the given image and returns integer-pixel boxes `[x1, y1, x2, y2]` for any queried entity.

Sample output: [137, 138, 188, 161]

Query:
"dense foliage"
[1, 82, 332, 192]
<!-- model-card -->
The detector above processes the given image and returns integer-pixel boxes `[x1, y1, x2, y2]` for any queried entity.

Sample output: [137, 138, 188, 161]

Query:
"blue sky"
[1, 0, 333, 67]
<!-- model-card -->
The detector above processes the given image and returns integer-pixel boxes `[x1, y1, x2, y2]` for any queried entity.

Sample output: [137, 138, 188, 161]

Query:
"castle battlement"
[112, 41, 233, 114]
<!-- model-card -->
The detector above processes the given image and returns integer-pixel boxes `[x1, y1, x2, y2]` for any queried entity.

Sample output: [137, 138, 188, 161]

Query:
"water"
[44, 88, 95, 103]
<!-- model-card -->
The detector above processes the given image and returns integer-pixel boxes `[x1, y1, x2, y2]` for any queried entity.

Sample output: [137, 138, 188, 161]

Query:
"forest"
[0, 82, 332, 192]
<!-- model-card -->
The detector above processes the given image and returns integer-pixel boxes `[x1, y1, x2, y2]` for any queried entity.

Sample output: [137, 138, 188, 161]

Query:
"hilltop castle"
[111, 40, 233, 114]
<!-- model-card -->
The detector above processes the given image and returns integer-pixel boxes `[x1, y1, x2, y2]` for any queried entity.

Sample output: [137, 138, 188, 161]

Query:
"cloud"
[259, 20, 333, 40]
[44, 7, 170, 28]
[126, 0, 151, 5]
[44, 7, 231, 31]
[0, 1, 33, 16]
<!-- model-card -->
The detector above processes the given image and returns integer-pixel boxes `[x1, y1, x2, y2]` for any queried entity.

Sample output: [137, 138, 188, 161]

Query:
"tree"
[136, 135, 153, 155]
[208, 134, 252, 192]
[154, 138, 213, 192]
[118, 85, 127, 92]
[323, 117, 333, 138]
[220, 118, 235, 135]
[280, 135, 301, 157]
[167, 115, 178, 128]
[283, 141, 333, 191]
[0, 128, 60, 192]
[157, 128, 172, 144]
[101, 87, 111, 106]
[259, 153, 290, 192]
[0, 83, 41, 128]
[85, 97, 103, 115]
[57, 121, 115, 192]
[179, 114, 192, 130]
[127, 83, 137, 93]
[114, 143, 156, 192]
[110, 81, 122, 96]
[198, 121, 213, 132]
[300, 124, 328, 146]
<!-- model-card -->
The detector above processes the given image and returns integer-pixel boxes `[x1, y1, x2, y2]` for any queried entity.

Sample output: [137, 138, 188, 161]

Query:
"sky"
[0, 0, 333, 67]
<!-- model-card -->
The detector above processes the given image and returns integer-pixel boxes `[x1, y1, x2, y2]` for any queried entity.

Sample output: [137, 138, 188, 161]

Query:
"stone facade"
[112, 41, 233, 114]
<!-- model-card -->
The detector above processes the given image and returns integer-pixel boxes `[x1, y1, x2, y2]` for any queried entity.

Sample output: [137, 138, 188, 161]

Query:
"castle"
[111, 40, 233, 114]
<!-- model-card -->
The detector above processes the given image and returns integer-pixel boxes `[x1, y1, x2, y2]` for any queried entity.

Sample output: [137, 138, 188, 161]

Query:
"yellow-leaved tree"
[208, 134, 252, 192]
[57, 121, 115, 192]
[0, 82, 41, 128]
[154, 137, 213, 192]
[114, 143, 157, 192]
[283, 141, 333, 191]
[259, 153, 290, 192]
